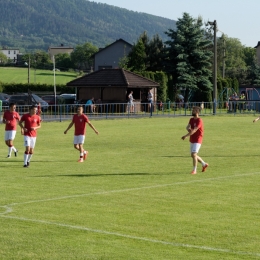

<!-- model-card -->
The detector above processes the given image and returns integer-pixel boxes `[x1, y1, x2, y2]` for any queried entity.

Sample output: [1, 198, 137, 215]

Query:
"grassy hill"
[0, 67, 78, 85]
[0, 0, 176, 52]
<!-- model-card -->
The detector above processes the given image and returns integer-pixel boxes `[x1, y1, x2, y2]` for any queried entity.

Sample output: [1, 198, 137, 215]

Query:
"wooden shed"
[67, 68, 159, 111]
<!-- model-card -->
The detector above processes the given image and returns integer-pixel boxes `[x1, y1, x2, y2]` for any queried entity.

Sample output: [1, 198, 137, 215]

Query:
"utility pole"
[208, 20, 217, 115]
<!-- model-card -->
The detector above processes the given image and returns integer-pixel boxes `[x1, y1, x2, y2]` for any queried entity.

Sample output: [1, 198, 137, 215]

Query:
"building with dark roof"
[93, 39, 132, 71]
[67, 68, 159, 111]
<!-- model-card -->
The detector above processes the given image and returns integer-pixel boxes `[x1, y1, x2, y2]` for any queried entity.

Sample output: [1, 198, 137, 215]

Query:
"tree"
[243, 47, 256, 67]
[55, 53, 74, 70]
[0, 52, 8, 63]
[22, 51, 51, 69]
[222, 37, 247, 82]
[71, 42, 98, 70]
[165, 13, 213, 102]
[126, 39, 146, 72]
[147, 34, 164, 72]
[247, 61, 260, 86]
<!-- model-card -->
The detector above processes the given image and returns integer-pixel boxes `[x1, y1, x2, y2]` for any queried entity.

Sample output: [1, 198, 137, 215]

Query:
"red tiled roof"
[67, 69, 159, 88]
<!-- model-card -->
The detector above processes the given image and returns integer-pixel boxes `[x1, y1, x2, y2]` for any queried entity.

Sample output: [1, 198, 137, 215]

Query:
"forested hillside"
[0, 0, 176, 52]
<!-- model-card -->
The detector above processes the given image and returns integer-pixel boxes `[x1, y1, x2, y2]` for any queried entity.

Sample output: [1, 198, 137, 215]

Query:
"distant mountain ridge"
[0, 0, 176, 52]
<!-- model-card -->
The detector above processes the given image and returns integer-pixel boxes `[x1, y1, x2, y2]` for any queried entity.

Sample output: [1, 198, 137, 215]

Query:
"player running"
[64, 105, 99, 162]
[18, 105, 41, 168]
[181, 106, 208, 174]
[3, 103, 20, 158]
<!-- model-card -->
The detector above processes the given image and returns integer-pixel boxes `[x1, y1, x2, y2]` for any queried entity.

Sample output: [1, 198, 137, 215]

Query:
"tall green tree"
[147, 34, 164, 72]
[71, 42, 98, 70]
[222, 37, 247, 82]
[127, 39, 146, 72]
[165, 13, 213, 102]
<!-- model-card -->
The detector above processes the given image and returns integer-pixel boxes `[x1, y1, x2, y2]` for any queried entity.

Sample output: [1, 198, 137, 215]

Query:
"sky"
[95, 0, 259, 47]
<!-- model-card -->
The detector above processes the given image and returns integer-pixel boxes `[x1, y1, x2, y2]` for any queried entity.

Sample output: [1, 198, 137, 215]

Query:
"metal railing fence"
[0, 101, 258, 121]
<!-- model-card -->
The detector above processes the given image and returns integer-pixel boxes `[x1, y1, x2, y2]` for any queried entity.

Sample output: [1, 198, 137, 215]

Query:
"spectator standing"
[147, 89, 153, 109]
[128, 91, 134, 113]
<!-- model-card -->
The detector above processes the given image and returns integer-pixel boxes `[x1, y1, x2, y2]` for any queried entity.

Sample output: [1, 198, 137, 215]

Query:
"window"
[14, 50, 16, 54]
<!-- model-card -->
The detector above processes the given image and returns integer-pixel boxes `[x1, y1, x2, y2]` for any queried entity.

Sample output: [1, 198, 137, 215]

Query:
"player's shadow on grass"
[33, 172, 174, 177]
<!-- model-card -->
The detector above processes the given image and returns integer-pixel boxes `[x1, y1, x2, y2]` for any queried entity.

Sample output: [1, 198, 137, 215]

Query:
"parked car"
[60, 94, 79, 111]
[0, 93, 10, 106]
[41, 95, 65, 106]
[8, 94, 49, 111]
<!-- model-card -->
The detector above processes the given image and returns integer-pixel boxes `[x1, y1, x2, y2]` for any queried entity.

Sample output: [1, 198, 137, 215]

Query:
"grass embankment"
[0, 67, 78, 85]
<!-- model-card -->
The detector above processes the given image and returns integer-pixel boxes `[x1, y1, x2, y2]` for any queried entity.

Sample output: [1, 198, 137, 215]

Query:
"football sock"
[12, 146, 17, 152]
[8, 146, 12, 156]
[193, 167, 197, 171]
[201, 161, 206, 166]
[80, 152, 83, 158]
[24, 153, 29, 165]
[28, 154, 33, 162]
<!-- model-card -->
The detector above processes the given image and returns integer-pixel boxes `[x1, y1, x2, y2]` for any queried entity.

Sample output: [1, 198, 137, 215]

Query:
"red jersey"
[3, 111, 20, 131]
[37, 105, 42, 116]
[73, 114, 89, 135]
[21, 113, 41, 137]
[189, 117, 204, 144]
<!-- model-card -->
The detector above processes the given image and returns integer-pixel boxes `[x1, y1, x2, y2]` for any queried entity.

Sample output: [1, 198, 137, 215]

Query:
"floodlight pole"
[208, 20, 217, 115]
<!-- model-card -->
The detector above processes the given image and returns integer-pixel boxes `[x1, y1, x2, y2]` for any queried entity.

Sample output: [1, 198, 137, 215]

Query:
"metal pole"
[213, 20, 217, 115]
[209, 20, 218, 115]
[222, 36, 225, 78]
[28, 54, 30, 84]
[53, 55, 56, 116]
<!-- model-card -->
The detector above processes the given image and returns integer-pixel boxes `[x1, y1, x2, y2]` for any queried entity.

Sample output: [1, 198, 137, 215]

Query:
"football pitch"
[0, 116, 260, 260]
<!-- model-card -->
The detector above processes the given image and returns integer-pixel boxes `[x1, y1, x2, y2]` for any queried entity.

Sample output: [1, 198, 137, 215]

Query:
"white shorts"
[74, 135, 85, 145]
[5, 130, 16, 141]
[24, 136, 37, 148]
[190, 143, 201, 154]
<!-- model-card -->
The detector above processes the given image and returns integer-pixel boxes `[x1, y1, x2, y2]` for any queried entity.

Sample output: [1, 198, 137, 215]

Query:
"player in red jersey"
[18, 105, 41, 168]
[64, 105, 99, 162]
[181, 106, 208, 174]
[2, 103, 20, 158]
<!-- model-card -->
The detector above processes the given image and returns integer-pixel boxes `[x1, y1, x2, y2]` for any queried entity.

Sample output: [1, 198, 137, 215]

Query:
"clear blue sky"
[95, 0, 259, 47]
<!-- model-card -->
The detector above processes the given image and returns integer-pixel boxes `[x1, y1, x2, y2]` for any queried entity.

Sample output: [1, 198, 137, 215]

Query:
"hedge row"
[0, 82, 74, 94]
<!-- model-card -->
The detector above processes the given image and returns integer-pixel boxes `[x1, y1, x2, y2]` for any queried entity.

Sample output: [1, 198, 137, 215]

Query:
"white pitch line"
[1, 214, 260, 258]
[3, 171, 260, 209]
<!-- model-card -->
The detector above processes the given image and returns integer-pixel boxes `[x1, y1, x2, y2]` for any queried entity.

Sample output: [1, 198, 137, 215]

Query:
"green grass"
[0, 67, 78, 85]
[0, 116, 260, 259]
